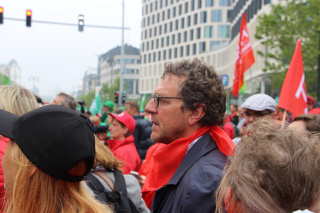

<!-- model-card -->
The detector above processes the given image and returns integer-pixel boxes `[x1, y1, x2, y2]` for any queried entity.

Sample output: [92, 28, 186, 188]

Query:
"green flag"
[240, 81, 246, 95]
[89, 91, 102, 115]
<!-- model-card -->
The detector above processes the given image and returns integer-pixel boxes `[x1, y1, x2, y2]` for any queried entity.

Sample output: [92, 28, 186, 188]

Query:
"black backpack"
[85, 169, 139, 213]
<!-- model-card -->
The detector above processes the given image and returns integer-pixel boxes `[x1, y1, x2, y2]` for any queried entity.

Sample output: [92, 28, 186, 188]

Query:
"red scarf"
[141, 125, 234, 194]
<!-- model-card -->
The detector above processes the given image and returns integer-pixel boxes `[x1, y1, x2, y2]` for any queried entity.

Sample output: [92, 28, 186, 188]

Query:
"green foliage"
[78, 90, 95, 108]
[99, 77, 128, 107]
[255, 0, 320, 97]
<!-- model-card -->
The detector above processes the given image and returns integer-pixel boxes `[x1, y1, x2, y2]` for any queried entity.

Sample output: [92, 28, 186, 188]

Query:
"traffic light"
[114, 92, 119, 104]
[78, 14, 84, 32]
[26, 10, 32, 27]
[121, 93, 126, 104]
[0, 7, 3, 24]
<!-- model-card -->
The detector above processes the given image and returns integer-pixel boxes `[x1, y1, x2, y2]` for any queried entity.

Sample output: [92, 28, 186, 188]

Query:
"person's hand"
[137, 175, 146, 188]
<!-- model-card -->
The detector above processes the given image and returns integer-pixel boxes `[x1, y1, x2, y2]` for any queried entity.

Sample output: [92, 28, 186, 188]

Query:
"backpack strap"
[85, 173, 109, 203]
[113, 169, 128, 194]
[94, 171, 115, 191]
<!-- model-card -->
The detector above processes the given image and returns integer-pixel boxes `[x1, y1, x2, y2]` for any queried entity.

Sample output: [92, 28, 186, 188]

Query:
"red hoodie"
[108, 135, 141, 174]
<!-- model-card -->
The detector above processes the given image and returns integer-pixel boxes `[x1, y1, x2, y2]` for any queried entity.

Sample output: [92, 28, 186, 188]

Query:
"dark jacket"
[151, 133, 227, 213]
[132, 115, 154, 160]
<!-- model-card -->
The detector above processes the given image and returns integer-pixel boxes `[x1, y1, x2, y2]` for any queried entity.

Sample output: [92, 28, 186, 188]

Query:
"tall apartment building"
[8, 60, 21, 85]
[82, 68, 98, 96]
[140, 0, 278, 98]
[98, 44, 141, 99]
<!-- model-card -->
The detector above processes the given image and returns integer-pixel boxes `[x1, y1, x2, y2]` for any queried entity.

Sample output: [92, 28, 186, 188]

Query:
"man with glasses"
[241, 93, 276, 126]
[141, 59, 234, 212]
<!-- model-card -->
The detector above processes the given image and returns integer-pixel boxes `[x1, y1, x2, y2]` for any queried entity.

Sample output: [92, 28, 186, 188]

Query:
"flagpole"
[281, 110, 287, 128]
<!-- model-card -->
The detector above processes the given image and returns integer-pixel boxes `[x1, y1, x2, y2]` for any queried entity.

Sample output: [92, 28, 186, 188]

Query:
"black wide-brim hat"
[0, 105, 95, 182]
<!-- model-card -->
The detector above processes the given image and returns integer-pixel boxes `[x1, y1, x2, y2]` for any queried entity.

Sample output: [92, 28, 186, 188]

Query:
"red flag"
[278, 38, 307, 118]
[232, 13, 255, 97]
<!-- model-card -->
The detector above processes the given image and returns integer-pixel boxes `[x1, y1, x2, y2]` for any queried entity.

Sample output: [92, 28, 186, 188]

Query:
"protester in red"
[307, 95, 316, 112]
[222, 113, 235, 139]
[107, 112, 141, 174]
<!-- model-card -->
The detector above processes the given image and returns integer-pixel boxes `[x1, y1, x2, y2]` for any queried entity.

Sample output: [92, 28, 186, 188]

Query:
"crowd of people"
[0, 58, 319, 213]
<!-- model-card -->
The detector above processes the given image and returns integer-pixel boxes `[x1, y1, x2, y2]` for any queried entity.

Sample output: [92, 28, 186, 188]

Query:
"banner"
[232, 13, 255, 97]
[89, 91, 102, 115]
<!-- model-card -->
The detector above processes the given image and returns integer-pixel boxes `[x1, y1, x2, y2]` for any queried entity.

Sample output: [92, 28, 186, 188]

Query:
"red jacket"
[108, 135, 141, 174]
[0, 136, 9, 212]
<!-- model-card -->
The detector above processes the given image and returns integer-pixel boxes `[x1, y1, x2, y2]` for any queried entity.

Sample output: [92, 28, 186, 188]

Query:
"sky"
[0, 0, 141, 101]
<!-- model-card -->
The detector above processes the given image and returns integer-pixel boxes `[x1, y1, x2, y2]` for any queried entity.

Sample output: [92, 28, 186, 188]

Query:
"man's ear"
[224, 186, 242, 213]
[187, 103, 206, 126]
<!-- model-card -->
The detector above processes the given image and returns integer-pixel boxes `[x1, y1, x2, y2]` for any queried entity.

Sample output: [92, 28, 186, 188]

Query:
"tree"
[100, 77, 128, 107]
[78, 90, 95, 109]
[255, 0, 320, 97]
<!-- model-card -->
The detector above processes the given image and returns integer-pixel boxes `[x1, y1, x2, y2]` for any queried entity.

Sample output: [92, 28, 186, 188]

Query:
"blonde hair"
[216, 120, 320, 213]
[94, 136, 124, 172]
[3, 140, 112, 213]
[0, 85, 38, 115]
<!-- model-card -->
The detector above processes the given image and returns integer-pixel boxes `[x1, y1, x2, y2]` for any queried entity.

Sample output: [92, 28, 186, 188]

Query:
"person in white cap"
[241, 93, 277, 126]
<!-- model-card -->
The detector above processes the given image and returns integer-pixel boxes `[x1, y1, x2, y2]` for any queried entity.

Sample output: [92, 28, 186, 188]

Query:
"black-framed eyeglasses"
[152, 94, 183, 108]
[243, 111, 272, 119]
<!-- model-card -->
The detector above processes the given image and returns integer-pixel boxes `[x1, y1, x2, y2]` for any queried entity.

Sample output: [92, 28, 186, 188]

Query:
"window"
[152, 15, 154, 24]
[163, 50, 166, 60]
[155, 0, 158, 10]
[142, 18, 145, 28]
[211, 10, 222, 22]
[196, 27, 201, 39]
[144, 29, 147, 39]
[157, 13, 160, 22]
[169, 49, 172, 59]
[149, 28, 152, 38]
[175, 20, 179, 30]
[190, 29, 194, 41]
[204, 26, 214, 38]
[148, 53, 151, 62]
[142, 43, 145, 51]
[158, 51, 161, 61]
[159, 25, 162, 35]
[181, 18, 185, 28]
[124, 79, 135, 94]
[156, 39, 159, 48]
[178, 33, 181, 43]
[200, 11, 207, 23]
[193, 43, 197, 55]
[147, 42, 149, 50]
[144, 54, 146, 63]
[179, 4, 182, 15]
[184, 31, 188, 42]
[186, 45, 190, 56]
[218, 25, 230, 38]
[147, 17, 150, 26]
[150, 3, 153, 12]
[123, 69, 135, 74]
[153, 52, 156, 62]
[164, 23, 167, 33]
[167, 9, 171, 19]
[166, 36, 170, 46]
[154, 26, 157, 36]
[170, 21, 173, 32]
[174, 47, 177, 58]
[185, 2, 188, 13]
[206, 0, 214, 7]
[172, 34, 175, 45]
[165, 0, 168, 6]
[191, 0, 195, 11]
[199, 42, 206, 53]
[151, 40, 154, 49]
[219, 0, 230, 6]
[198, 0, 202, 8]
[173, 7, 176, 17]
[124, 59, 135, 64]
[194, 13, 198, 25]
[161, 37, 164, 47]
[180, 46, 184, 57]
[145, 5, 149, 14]
[210, 41, 222, 50]
[162, 11, 165, 21]
[160, 0, 163, 8]
[187, 16, 191, 27]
